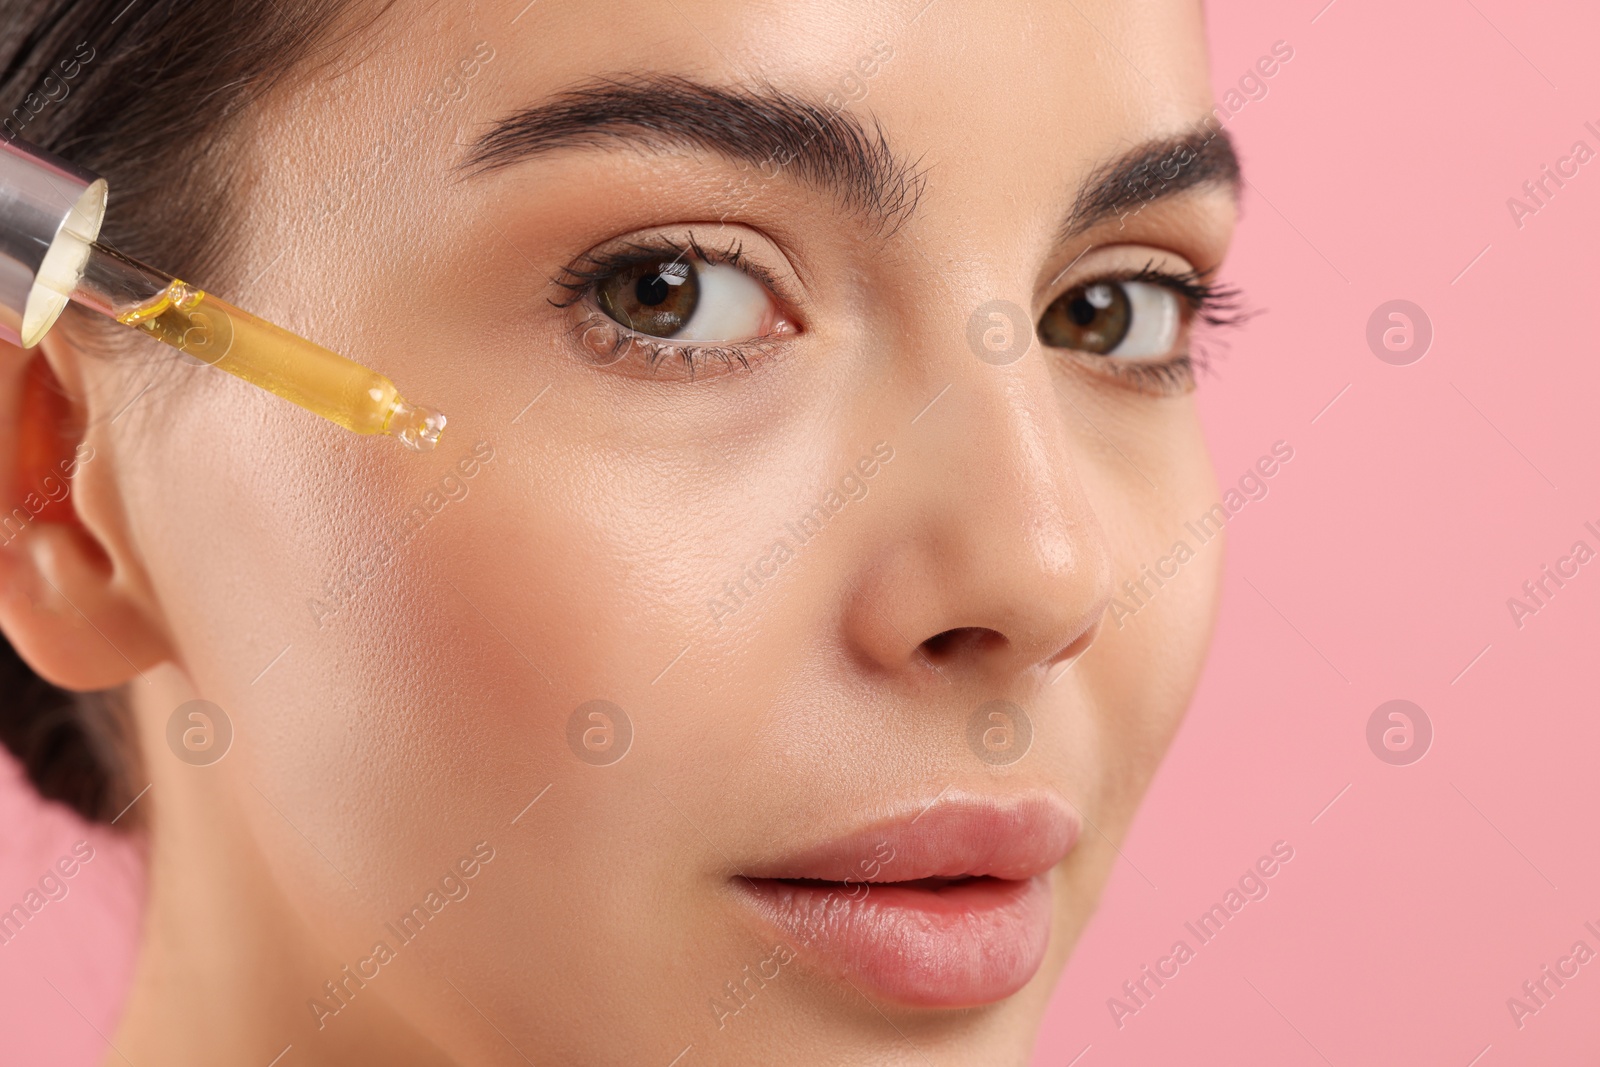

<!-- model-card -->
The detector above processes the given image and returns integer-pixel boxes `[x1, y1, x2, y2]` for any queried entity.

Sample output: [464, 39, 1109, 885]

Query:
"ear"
[0, 332, 172, 690]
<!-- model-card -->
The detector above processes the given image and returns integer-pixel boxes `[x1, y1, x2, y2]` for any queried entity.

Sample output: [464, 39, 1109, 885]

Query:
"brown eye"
[1038, 281, 1130, 354]
[596, 260, 699, 338]
[1036, 279, 1182, 360]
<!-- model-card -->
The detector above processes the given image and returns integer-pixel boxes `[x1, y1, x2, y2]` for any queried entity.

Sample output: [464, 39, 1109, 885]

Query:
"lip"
[733, 792, 1081, 1008]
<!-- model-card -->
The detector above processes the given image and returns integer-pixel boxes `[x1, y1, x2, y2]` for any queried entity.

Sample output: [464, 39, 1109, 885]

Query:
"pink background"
[4, 0, 1599, 1061]
[1035, 0, 1600, 1063]
[0, 754, 141, 1064]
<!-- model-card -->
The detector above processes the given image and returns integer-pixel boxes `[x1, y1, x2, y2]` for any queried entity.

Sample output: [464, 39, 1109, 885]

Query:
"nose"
[843, 346, 1112, 685]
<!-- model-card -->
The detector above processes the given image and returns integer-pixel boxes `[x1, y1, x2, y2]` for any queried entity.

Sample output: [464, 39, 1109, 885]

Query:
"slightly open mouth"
[732, 793, 1080, 1007]
[747, 873, 1035, 918]
[765, 875, 992, 891]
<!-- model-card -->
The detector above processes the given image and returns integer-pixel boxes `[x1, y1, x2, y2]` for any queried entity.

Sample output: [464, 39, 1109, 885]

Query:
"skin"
[0, 0, 1236, 1063]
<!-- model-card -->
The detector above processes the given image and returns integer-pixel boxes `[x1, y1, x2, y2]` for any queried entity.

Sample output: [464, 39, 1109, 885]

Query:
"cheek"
[1043, 415, 1216, 966]
[1068, 400, 1220, 814]
[122, 395, 534, 876]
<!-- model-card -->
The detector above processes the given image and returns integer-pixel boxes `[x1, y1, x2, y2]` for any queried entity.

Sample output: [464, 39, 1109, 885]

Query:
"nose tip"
[840, 294, 1116, 685]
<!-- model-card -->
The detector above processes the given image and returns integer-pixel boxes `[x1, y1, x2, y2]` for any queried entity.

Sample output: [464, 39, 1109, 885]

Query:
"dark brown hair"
[0, 0, 375, 823]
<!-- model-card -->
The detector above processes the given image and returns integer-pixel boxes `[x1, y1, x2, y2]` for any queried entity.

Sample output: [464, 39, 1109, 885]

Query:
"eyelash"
[549, 236, 1247, 386]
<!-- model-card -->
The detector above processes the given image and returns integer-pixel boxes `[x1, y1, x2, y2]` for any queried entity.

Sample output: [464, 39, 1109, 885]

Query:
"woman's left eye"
[593, 256, 780, 343]
[1036, 280, 1180, 360]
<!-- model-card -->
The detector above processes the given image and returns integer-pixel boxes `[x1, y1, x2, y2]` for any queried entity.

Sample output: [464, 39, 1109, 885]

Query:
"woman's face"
[87, 0, 1235, 1061]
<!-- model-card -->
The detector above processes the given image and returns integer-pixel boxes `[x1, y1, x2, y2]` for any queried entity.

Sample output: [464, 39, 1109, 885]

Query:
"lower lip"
[736, 873, 1054, 1007]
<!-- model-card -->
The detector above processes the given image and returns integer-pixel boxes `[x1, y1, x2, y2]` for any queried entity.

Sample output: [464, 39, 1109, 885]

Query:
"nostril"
[920, 626, 1005, 664]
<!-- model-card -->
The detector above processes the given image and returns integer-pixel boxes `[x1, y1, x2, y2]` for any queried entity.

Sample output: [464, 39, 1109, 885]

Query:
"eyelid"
[550, 228, 802, 315]
[1045, 251, 1224, 314]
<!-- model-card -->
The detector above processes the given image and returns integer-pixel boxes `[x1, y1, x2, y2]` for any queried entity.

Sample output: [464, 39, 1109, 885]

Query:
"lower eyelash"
[570, 312, 787, 378]
[1062, 349, 1197, 398]
[1115, 354, 1195, 393]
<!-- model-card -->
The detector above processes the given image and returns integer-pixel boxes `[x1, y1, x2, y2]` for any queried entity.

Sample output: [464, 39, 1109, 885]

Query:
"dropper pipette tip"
[387, 401, 447, 451]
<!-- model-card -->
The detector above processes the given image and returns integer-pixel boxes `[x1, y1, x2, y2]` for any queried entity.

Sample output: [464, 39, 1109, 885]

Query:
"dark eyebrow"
[464, 73, 1239, 246]
[1061, 129, 1242, 239]
[463, 73, 927, 235]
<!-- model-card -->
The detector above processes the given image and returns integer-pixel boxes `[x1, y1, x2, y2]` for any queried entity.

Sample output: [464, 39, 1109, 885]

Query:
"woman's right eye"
[594, 256, 782, 344]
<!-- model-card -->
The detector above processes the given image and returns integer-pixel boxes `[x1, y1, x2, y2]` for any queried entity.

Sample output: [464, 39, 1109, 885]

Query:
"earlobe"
[0, 345, 172, 691]
[0, 522, 167, 689]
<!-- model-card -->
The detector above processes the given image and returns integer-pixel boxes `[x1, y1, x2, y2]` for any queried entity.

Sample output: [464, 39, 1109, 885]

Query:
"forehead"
[278, 0, 1215, 214]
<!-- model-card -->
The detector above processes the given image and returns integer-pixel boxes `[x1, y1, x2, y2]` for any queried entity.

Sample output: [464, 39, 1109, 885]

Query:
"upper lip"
[740, 791, 1081, 884]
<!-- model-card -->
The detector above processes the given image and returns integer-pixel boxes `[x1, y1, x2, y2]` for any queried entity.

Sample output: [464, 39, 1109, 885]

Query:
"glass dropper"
[0, 136, 445, 450]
